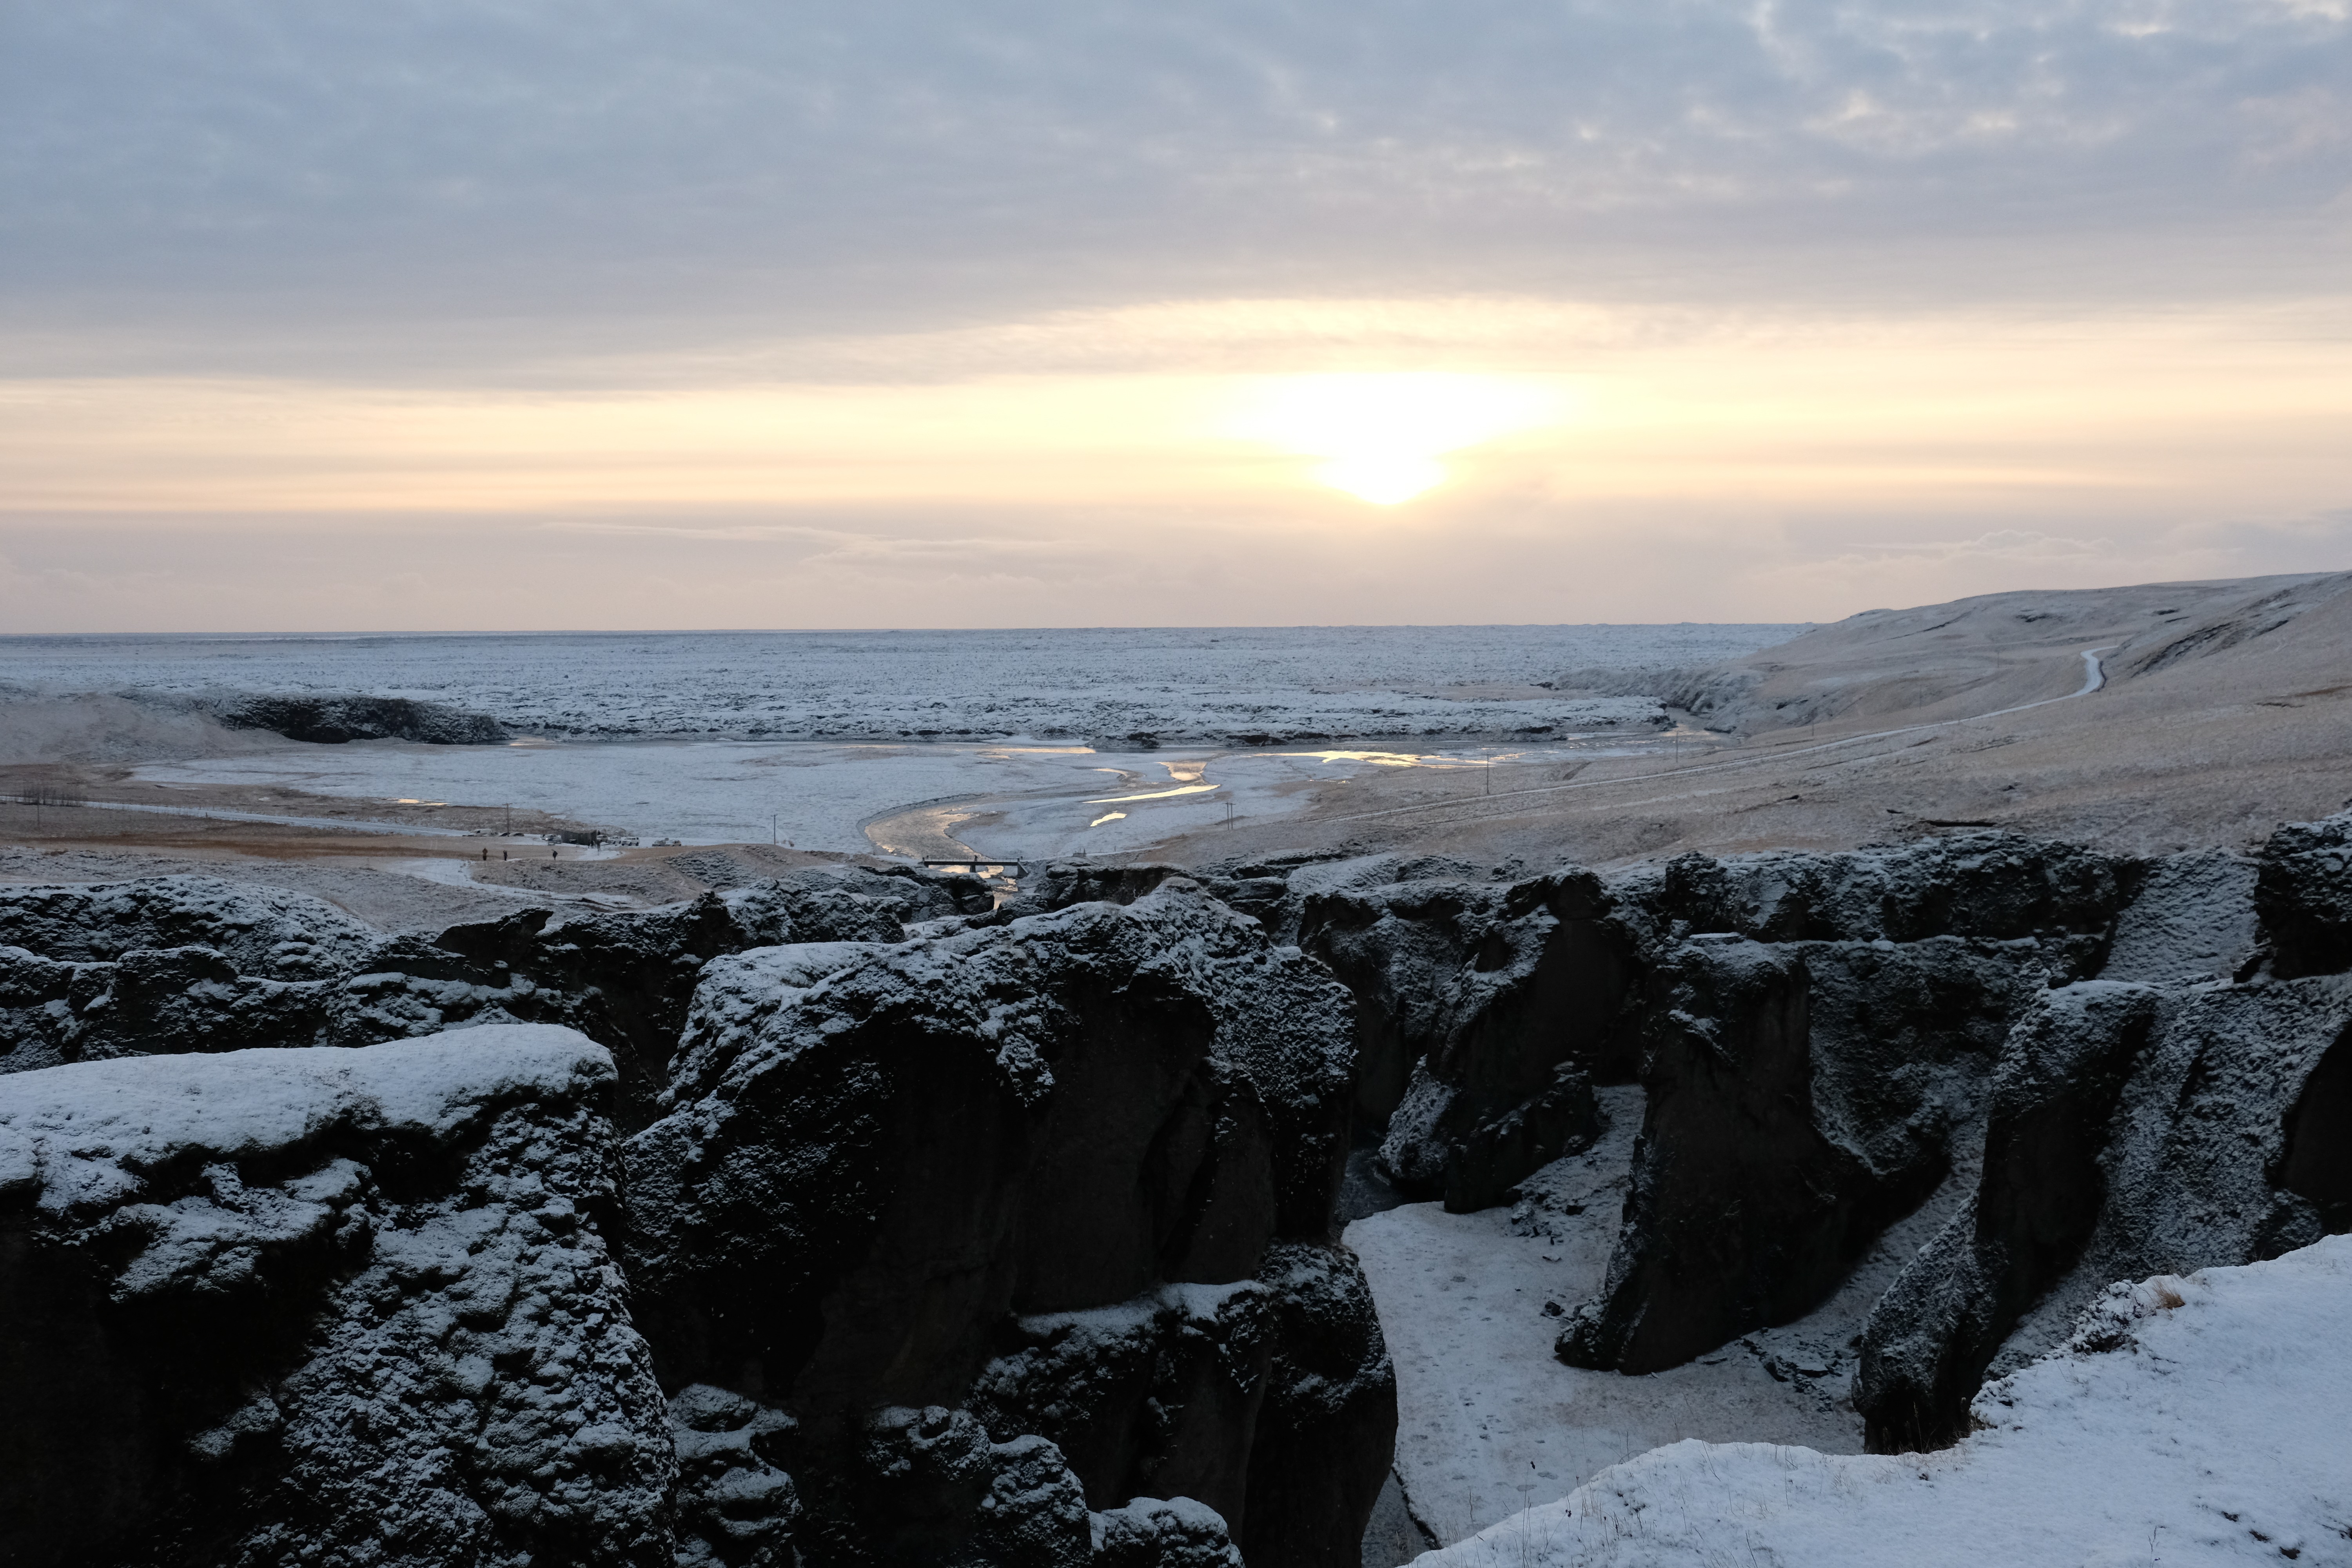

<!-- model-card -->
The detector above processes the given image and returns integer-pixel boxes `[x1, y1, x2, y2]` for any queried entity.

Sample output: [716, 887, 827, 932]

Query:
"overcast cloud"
[1, 1, 2347, 628]
[6, 0, 2348, 369]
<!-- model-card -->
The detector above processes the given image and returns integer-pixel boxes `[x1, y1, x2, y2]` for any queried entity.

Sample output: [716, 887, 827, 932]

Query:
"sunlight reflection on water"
[1084, 782, 1222, 804]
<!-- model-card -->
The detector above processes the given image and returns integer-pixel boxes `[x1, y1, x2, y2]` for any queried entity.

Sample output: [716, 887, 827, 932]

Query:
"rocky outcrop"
[0, 998, 1317, 1568]
[1555, 836, 2136, 1374]
[623, 880, 1388, 1567]
[995, 863, 1189, 922]
[1379, 1060, 1599, 1216]
[2256, 807, 2352, 979]
[2097, 849, 2261, 985]
[0, 875, 922, 1129]
[1833, 815, 2352, 1449]
[211, 692, 509, 745]
[1555, 935, 2034, 1372]
[1289, 836, 2129, 1227]
[15, 815, 2332, 1553]
[994, 851, 1638, 1220]
[969, 1281, 1274, 1534]
[1285, 861, 1635, 1215]
[1376, 871, 1635, 1211]
[0, 1025, 675, 1568]
[0, 875, 381, 976]
[1234, 1241, 1397, 1568]
[1609, 833, 2132, 954]
[1853, 972, 2352, 1447]
[1525, 819, 2350, 1433]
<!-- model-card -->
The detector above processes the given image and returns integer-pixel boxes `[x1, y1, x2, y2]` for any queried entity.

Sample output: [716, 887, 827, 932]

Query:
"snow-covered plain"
[2, 625, 1799, 744]
[1414, 1235, 2352, 1568]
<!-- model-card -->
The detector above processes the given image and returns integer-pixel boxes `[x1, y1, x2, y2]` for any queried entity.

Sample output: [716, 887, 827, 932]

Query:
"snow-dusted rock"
[1374, 870, 1631, 1212]
[1092, 1496, 1245, 1568]
[209, 691, 509, 745]
[0, 874, 380, 977]
[1295, 870, 1493, 1127]
[2258, 806, 2352, 978]
[1612, 833, 2133, 953]
[667, 1383, 801, 1568]
[1378, 1060, 1601, 1216]
[963, 1434, 1096, 1568]
[0, 939, 339, 1074]
[969, 1279, 1275, 1531]
[1556, 927, 2058, 1374]
[622, 880, 1383, 1568]
[1524, 834, 2154, 1377]
[2100, 849, 2262, 984]
[0, 875, 940, 1129]
[1292, 864, 1633, 1210]
[0, 1025, 675, 1568]
[1417, 1236, 2352, 1568]
[1303, 838, 2126, 1225]
[1855, 971, 2352, 1446]
[1239, 1241, 1398, 1568]
[995, 862, 1191, 922]
[666, 941, 895, 1094]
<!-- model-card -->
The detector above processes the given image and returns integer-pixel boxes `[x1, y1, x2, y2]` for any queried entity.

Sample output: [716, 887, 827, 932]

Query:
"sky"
[2, 0, 2348, 632]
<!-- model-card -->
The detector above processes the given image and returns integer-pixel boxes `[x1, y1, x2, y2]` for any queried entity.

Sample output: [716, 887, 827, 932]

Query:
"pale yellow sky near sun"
[5, 296, 2346, 530]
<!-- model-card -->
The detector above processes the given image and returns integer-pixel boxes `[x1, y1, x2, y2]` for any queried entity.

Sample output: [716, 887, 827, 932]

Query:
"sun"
[1227, 373, 1562, 505]
[1318, 452, 1448, 506]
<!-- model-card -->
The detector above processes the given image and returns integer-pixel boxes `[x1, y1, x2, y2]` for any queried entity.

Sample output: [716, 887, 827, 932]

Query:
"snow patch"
[1416, 1235, 2352, 1567]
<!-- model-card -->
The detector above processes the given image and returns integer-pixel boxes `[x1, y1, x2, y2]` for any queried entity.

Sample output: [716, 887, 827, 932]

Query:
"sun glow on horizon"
[1318, 451, 1449, 505]
[1225, 372, 1567, 504]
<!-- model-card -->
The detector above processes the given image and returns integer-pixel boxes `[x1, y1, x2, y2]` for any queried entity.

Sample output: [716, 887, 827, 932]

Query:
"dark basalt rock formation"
[1750, 815, 2352, 1450]
[1286, 862, 1635, 1212]
[1854, 971, 2352, 1448]
[1289, 860, 1500, 1127]
[623, 880, 1388, 1568]
[1379, 1060, 1599, 1217]
[1608, 833, 2132, 955]
[1555, 835, 2139, 1373]
[2257, 808, 2352, 979]
[1236, 1241, 1397, 1568]
[7, 810, 2341, 1557]
[1531, 822, 2345, 1437]
[994, 863, 1191, 922]
[211, 692, 510, 745]
[0, 874, 924, 1129]
[985, 852, 1631, 1218]
[1374, 870, 1635, 1212]
[1556, 933, 2052, 1372]
[0, 1026, 675, 1568]
[0, 874, 382, 976]
[0, 871, 1391, 1568]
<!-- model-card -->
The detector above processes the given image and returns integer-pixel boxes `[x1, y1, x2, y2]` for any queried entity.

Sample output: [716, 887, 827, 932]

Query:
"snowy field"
[1, 625, 1800, 744]
[1416, 1234, 2352, 1568]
